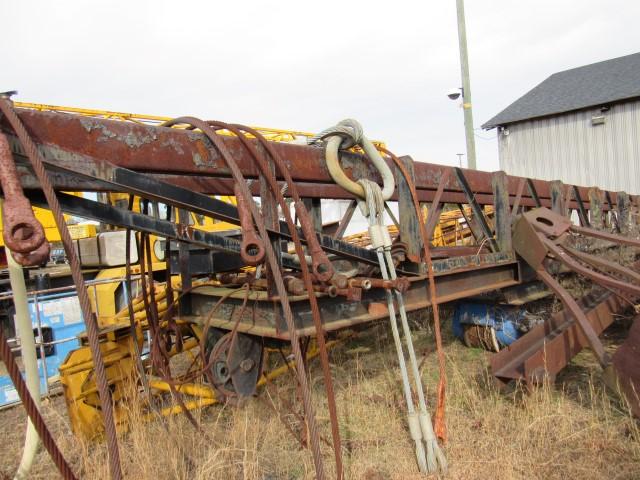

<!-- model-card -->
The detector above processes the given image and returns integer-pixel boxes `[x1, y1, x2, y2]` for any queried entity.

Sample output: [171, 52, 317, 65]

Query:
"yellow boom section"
[14, 101, 386, 148]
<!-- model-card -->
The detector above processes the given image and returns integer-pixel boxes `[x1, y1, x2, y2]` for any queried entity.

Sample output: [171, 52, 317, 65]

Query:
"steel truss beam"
[2, 109, 631, 211]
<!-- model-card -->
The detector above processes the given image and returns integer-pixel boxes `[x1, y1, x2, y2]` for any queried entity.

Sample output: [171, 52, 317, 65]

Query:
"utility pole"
[456, 0, 477, 170]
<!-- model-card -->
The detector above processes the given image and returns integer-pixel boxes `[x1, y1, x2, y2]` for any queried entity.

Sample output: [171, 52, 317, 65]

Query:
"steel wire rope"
[122, 211, 202, 472]
[230, 124, 334, 278]
[203, 120, 344, 479]
[125, 278, 250, 423]
[312, 119, 446, 473]
[312, 120, 429, 471]
[124, 195, 153, 399]
[0, 98, 123, 480]
[127, 279, 247, 386]
[136, 231, 213, 435]
[378, 213, 448, 473]
[160, 116, 326, 479]
[358, 178, 429, 473]
[142, 224, 184, 355]
[0, 195, 42, 480]
[0, 327, 78, 480]
[260, 354, 335, 450]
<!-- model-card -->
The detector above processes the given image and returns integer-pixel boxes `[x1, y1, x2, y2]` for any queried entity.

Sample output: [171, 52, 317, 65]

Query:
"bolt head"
[240, 358, 255, 372]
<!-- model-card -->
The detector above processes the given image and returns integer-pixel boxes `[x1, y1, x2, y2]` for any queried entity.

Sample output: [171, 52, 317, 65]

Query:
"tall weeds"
[2, 322, 638, 479]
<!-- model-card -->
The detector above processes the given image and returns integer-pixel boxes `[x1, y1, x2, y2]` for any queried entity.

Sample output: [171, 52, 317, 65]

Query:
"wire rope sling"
[310, 120, 447, 475]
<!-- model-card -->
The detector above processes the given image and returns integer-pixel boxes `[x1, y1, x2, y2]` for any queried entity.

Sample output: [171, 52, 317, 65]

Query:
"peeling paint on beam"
[1, 108, 619, 210]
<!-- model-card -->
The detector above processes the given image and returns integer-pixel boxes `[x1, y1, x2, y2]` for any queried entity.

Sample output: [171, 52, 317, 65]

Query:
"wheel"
[209, 334, 236, 399]
[205, 331, 264, 402]
[204, 327, 225, 357]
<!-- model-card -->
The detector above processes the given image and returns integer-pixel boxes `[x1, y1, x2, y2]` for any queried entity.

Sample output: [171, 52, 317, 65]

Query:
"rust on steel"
[536, 269, 609, 368]
[0, 98, 124, 479]
[563, 245, 640, 284]
[224, 122, 334, 282]
[542, 237, 640, 297]
[209, 120, 343, 477]
[612, 317, 640, 417]
[491, 287, 625, 386]
[503, 205, 640, 415]
[3, 104, 640, 427]
[512, 208, 608, 367]
[0, 132, 49, 264]
[187, 255, 519, 340]
[233, 183, 265, 266]
[1, 108, 621, 210]
[160, 116, 329, 478]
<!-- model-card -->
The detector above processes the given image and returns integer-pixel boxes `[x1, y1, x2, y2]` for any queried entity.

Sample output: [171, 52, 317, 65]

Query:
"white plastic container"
[78, 231, 138, 267]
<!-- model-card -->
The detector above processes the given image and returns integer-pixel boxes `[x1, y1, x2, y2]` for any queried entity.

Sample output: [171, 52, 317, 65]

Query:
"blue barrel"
[452, 302, 523, 349]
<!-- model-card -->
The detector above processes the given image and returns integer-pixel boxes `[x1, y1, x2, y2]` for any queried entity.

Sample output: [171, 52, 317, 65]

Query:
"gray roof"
[483, 52, 640, 129]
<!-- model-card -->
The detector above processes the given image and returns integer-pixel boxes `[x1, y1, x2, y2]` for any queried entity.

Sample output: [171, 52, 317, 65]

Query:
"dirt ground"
[1, 311, 639, 479]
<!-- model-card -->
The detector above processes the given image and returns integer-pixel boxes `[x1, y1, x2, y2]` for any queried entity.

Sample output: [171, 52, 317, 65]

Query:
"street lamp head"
[447, 88, 462, 100]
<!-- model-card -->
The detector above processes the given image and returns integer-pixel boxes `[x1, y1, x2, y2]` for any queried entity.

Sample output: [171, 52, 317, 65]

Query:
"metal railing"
[2, 275, 137, 400]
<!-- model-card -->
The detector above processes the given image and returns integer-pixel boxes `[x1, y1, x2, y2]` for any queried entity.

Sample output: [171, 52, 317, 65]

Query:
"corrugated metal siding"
[498, 99, 640, 193]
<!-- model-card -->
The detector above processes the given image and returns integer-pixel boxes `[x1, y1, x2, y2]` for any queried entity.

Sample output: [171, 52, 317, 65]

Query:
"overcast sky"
[3, 0, 639, 172]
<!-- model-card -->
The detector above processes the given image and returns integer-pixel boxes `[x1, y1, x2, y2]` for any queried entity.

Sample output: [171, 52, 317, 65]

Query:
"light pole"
[454, 0, 477, 170]
[456, 153, 465, 168]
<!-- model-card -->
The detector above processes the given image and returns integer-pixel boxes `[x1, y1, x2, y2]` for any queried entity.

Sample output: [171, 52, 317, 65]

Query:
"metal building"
[483, 52, 640, 194]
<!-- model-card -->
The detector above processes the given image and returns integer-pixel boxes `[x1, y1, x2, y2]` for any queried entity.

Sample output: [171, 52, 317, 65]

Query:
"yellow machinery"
[61, 274, 199, 438]
[86, 203, 241, 325]
[60, 272, 348, 439]
[14, 101, 387, 150]
[344, 205, 495, 248]
[59, 327, 138, 438]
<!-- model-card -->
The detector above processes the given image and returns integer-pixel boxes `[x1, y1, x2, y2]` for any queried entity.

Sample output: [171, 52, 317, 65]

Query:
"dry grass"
[1, 317, 639, 479]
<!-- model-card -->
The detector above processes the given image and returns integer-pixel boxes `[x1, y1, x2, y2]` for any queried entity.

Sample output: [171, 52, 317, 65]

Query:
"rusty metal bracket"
[491, 287, 622, 387]
[0, 132, 49, 265]
[453, 167, 498, 251]
[610, 317, 640, 417]
[536, 269, 610, 368]
[234, 184, 265, 266]
[512, 208, 611, 368]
